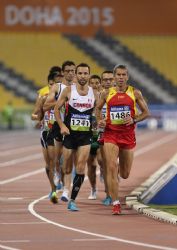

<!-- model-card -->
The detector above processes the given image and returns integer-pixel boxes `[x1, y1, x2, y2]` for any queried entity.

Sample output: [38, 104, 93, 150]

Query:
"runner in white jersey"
[43, 61, 76, 202]
[54, 63, 98, 211]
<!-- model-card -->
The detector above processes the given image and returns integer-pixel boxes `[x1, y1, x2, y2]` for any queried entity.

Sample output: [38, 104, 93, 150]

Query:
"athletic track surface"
[1, 129, 177, 250]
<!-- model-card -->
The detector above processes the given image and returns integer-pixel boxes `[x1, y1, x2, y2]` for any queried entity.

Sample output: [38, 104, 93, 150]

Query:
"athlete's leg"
[70, 145, 90, 201]
[47, 145, 56, 192]
[61, 147, 74, 201]
[119, 148, 134, 179]
[102, 142, 119, 202]
[54, 140, 63, 187]
[87, 154, 97, 191]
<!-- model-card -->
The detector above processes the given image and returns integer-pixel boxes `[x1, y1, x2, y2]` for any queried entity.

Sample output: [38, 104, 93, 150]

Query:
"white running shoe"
[61, 188, 69, 202]
[88, 189, 97, 200]
[53, 172, 60, 186]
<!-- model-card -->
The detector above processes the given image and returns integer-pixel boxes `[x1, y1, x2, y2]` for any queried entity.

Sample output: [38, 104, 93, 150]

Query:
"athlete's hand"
[123, 116, 134, 126]
[98, 119, 106, 129]
[60, 124, 70, 135]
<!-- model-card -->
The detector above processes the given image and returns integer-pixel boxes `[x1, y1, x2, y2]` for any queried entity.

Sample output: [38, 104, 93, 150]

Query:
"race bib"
[110, 106, 131, 124]
[102, 106, 106, 119]
[49, 111, 55, 125]
[70, 113, 91, 131]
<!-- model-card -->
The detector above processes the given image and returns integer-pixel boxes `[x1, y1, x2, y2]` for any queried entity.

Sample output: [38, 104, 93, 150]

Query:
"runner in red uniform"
[96, 65, 150, 215]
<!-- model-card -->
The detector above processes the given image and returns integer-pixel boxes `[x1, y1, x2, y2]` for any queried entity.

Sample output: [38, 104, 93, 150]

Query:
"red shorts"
[103, 129, 136, 149]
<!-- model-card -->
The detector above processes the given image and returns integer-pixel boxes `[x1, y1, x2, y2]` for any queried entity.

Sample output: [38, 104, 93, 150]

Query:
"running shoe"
[53, 172, 60, 186]
[102, 196, 112, 206]
[50, 191, 58, 204]
[67, 200, 79, 211]
[112, 204, 121, 215]
[56, 182, 63, 191]
[61, 188, 69, 202]
[88, 189, 97, 200]
[48, 191, 52, 199]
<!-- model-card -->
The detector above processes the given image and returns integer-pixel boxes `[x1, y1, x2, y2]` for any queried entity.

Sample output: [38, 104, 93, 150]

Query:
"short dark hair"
[62, 61, 75, 71]
[113, 65, 128, 75]
[90, 74, 101, 83]
[101, 70, 113, 79]
[48, 73, 55, 82]
[76, 63, 90, 74]
[49, 66, 62, 74]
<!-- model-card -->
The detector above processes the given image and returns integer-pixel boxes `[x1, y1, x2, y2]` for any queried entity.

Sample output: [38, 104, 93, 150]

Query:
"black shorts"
[40, 130, 48, 148]
[63, 132, 92, 150]
[46, 130, 55, 146]
[51, 121, 63, 142]
[40, 130, 55, 148]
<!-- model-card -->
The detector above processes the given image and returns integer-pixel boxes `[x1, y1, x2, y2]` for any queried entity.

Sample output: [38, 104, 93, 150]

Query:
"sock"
[113, 200, 120, 206]
[71, 174, 85, 201]
[45, 167, 50, 178]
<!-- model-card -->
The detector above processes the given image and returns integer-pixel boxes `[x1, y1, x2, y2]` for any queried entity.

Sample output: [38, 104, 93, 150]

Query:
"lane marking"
[135, 133, 177, 156]
[73, 238, 111, 241]
[0, 168, 44, 185]
[0, 154, 42, 168]
[1, 133, 176, 185]
[7, 198, 23, 200]
[1, 222, 46, 225]
[0, 132, 176, 249]
[27, 133, 177, 250]
[0, 241, 29, 243]
[1, 209, 27, 212]
[0, 244, 21, 250]
[28, 195, 177, 250]
[0, 145, 40, 157]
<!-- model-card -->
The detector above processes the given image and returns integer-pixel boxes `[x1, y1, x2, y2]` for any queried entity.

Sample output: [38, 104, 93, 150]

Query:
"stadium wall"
[0, 0, 177, 36]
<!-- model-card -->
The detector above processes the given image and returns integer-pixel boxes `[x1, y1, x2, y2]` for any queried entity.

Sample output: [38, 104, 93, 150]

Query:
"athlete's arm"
[134, 89, 150, 122]
[54, 86, 70, 135]
[95, 90, 107, 128]
[31, 95, 42, 120]
[43, 84, 58, 112]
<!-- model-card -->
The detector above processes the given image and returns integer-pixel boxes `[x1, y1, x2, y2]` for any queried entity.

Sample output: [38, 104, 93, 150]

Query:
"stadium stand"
[0, 32, 104, 87]
[0, 61, 37, 103]
[94, 32, 177, 103]
[0, 84, 30, 110]
[117, 36, 177, 87]
[64, 34, 169, 104]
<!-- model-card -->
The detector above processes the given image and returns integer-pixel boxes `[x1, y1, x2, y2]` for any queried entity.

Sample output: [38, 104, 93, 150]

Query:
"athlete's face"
[76, 67, 90, 86]
[101, 73, 114, 89]
[48, 79, 55, 89]
[89, 78, 101, 90]
[114, 68, 129, 87]
[63, 65, 76, 82]
[54, 73, 63, 83]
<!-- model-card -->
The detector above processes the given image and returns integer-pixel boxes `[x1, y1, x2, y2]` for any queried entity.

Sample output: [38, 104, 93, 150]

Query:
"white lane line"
[0, 154, 42, 168]
[0, 168, 44, 185]
[1, 222, 46, 225]
[0, 145, 40, 157]
[1, 209, 27, 212]
[27, 133, 177, 250]
[7, 198, 23, 200]
[136, 131, 159, 142]
[28, 195, 177, 250]
[73, 238, 110, 241]
[1, 133, 176, 186]
[0, 244, 21, 250]
[135, 133, 177, 156]
[0, 241, 29, 243]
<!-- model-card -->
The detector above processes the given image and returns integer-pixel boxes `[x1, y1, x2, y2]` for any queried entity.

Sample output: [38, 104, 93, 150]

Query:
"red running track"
[0, 129, 177, 250]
